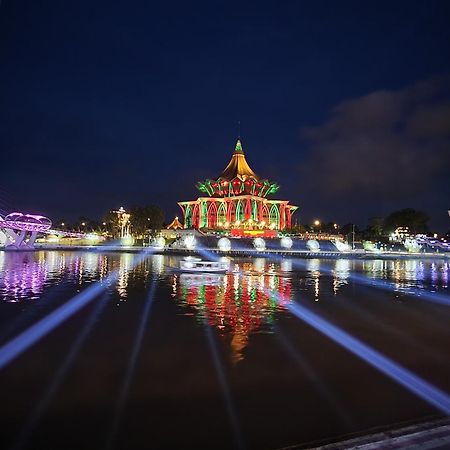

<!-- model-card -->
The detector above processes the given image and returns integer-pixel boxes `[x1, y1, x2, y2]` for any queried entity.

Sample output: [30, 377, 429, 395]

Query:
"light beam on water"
[197, 244, 450, 415]
[283, 293, 450, 415]
[274, 325, 353, 427]
[224, 243, 450, 306]
[105, 278, 158, 450]
[203, 322, 246, 450]
[0, 248, 156, 371]
[10, 291, 111, 450]
[194, 246, 246, 448]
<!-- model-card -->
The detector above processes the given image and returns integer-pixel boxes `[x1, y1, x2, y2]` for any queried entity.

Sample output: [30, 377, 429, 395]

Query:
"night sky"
[1, 0, 449, 230]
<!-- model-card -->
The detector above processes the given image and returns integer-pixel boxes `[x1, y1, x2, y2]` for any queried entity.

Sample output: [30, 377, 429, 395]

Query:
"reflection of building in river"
[116, 253, 135, 300]
[175, 261, 292, 363]
[306, 258, 321, 300]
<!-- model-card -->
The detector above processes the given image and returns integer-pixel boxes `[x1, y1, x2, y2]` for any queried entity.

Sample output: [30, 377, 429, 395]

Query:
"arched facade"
[178, 139, 297, 232]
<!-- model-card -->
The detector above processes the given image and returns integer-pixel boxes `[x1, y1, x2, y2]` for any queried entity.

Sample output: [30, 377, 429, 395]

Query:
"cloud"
[301, 75, 450, 200]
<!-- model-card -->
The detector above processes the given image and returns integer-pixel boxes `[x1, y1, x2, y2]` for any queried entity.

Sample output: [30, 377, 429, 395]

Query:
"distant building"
[389, 226, 411, 242]
[166, 216, 184, 230]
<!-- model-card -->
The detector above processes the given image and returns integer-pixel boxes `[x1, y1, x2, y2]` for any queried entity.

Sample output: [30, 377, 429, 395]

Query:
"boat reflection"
[174, 260, 292, 363]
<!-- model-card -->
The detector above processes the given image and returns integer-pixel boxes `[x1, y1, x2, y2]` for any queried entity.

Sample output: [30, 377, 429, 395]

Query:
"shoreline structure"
[2, 245, 448, 260]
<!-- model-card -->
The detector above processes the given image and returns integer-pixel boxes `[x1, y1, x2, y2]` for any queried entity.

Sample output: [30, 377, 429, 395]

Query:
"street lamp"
[313, 219, 321, 234]
[352, 224, 355, 250]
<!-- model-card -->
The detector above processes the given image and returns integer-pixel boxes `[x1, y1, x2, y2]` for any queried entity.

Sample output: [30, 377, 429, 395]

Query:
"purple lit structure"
[416, 236, 450, 252]
[0, 212, 91, 249]
[0, 213, 52, 249]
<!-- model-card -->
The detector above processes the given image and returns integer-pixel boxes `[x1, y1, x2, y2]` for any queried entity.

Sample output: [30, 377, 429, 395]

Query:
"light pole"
[352, 224, 355, 250]
[313, 220, 321, 235]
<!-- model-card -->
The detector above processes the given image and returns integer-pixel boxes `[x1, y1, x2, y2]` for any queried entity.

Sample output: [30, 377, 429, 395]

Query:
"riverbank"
[1, 244, 449, 260]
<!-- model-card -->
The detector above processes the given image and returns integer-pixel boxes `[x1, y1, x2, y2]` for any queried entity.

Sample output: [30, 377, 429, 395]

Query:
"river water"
[0, 251, 449, 449]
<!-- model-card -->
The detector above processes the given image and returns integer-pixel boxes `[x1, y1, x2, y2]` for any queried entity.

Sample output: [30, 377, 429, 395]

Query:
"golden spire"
[218, 139, 259, 181]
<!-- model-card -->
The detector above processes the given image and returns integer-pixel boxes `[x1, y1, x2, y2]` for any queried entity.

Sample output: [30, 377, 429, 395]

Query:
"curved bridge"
[0, 212, 89, 249]
[0, 212, 52, 249]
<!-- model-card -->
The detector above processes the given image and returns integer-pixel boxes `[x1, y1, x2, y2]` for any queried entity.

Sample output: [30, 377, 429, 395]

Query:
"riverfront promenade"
[6, 243, 447, 260]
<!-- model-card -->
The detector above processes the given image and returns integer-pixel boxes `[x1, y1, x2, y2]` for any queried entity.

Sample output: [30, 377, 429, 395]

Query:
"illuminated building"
[178, 140, 297, 235]
[166, 216, 184, 230]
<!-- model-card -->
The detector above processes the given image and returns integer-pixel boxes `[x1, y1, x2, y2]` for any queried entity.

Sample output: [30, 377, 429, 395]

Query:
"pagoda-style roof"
[196, 139, 279, 198]
[218, 139, 259, 181]
[167, 216, 184, 230]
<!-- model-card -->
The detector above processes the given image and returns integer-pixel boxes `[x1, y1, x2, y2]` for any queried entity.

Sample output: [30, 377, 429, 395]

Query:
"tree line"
[56, 206, 442, 242]
[56, 205, 165, 237]
[290, 208, 432, 241]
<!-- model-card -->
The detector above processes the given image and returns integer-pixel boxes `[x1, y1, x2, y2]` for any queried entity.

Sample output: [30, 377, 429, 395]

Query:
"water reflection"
[116, 253, 134, 300]
[0, 251, 448, 319]
[173, 257, 450, 361]
[175, 260, 293, 363]
[0, 251, 170, 303]
[0, 253, 49, 302]
[360, 259, 450, 290]
[333, 259, 350, 294]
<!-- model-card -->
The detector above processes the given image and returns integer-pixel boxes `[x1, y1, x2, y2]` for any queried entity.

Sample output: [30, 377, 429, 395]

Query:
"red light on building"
[178, 139, 298, 233]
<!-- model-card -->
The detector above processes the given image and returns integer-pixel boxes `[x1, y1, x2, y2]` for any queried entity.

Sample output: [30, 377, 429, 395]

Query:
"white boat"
[179, 257, 230, 273]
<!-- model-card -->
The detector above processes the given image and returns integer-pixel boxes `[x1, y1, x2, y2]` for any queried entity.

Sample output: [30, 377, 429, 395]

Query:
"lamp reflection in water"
[115, 254, 164, 301]
[333, 259, 350, 295]
[306, 258, 321, 301]
[361, 259, 449, 292]
[116, 253, 134, 300]
[175, 260, 292, 364]
[0, 252, 168, 305]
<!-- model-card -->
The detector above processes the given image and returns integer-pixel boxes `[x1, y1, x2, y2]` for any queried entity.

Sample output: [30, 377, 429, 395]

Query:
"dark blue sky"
[1, 0, 449, 230]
